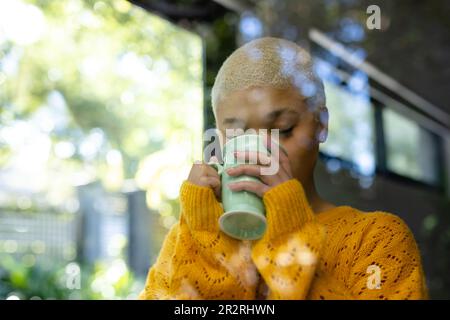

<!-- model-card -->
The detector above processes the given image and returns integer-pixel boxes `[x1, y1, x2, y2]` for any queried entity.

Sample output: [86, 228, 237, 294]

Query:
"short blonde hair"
[211, 37, 325, 119]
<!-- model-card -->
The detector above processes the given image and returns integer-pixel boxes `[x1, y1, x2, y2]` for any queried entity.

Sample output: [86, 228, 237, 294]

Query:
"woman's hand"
[226, 139, 293, 197]
[187, 156, 221, 201]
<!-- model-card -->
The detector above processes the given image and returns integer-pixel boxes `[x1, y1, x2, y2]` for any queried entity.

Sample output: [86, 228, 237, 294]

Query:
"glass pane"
[383, 108, 439, 185]
[0, 0, 203, 299]
[320, 80, 375, 176]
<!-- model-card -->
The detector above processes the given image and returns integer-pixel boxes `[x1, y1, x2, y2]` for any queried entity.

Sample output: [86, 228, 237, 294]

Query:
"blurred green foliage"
[0, 253, 142, 299]
[0, 0, 203, 299]
[1, 0, 202, 178]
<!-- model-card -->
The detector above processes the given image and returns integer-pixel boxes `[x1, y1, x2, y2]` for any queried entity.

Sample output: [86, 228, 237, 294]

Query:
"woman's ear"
[317, 129, 328, 143]
[315, 106, 329, 143]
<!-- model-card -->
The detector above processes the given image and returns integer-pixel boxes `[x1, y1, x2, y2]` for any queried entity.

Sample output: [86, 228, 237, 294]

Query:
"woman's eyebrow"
[264, 108, 300, 122]
[222, 108, 300, 126]
[222, 118, 245, 125]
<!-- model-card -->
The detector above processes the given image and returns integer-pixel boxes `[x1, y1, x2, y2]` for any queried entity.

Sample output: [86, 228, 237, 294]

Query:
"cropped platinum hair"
[211, 37, 326, 120]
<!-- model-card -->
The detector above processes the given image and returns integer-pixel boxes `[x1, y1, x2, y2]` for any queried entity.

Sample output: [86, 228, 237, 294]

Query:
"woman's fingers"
[226, 164, 260, 177]
[264, 136, 291, 173]
[200, 176, 221, 200]
[202, 162, 221, 180]
[233, 144, 291, 178]
[226, 164, 276, 185]
[232, 150, 282, 180]
[224, 137, 294, 189]
[227, 180, 269, 198]
[233, 151, 272, 166]
[187, 162, 222, 201]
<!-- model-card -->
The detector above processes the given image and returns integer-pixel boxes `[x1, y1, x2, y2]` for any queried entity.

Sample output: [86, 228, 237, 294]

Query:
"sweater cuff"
[179, 180, 223, 232]
[262, 179, 315, 239]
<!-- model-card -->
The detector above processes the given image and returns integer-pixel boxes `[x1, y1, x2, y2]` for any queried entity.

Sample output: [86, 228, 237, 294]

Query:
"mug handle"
[208, 161, 224, 175]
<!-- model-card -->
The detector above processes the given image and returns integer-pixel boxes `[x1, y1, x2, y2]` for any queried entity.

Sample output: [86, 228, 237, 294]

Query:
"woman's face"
[215, 85, 328, 184]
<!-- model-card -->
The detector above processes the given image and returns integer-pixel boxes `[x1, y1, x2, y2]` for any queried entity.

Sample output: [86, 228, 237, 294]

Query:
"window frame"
[312, 47, 446, 192]
[373, 98, 446, 192]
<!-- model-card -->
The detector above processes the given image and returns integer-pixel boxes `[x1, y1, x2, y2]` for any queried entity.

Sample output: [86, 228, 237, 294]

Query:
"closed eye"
[279, 126, 294, 137]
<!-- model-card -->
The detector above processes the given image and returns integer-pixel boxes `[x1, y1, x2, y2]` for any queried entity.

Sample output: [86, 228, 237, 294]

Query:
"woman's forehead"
[216, 86, 308, 124]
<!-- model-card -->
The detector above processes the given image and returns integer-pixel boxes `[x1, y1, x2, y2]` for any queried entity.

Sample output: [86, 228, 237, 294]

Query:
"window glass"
[383, 108, 440, 185]
[320, 80, 375, 176]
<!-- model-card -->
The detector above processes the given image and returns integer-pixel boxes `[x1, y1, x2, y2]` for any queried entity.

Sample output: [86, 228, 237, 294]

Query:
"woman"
[139, 37, 428, 300]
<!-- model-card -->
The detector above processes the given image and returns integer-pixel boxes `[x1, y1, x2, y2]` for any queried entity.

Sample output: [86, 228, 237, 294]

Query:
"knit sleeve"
[251, 179, 327, 299]
[139, 180, 259, 300]
[307, 212, 429, 300]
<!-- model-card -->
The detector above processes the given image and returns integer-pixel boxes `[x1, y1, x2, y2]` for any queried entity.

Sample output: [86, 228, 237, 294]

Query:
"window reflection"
[320, 80, 375, 176]
[383, 108, 440, 185]
[0, 0, 203, 299]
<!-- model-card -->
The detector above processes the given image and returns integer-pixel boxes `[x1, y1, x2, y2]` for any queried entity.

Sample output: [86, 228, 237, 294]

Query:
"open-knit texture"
[139, 179, 428, 300]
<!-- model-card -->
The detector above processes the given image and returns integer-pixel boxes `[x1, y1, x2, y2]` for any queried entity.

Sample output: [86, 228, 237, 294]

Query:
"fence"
[0, 211, 77, 264]
[0, 181, 153, 278]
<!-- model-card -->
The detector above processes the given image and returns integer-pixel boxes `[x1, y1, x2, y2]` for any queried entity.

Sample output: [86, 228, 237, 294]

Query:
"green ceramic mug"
[208, 134, 273, 240]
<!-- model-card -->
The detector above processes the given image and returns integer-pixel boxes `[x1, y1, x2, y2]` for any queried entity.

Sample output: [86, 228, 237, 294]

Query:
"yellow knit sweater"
[139, 179, 428, 300]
